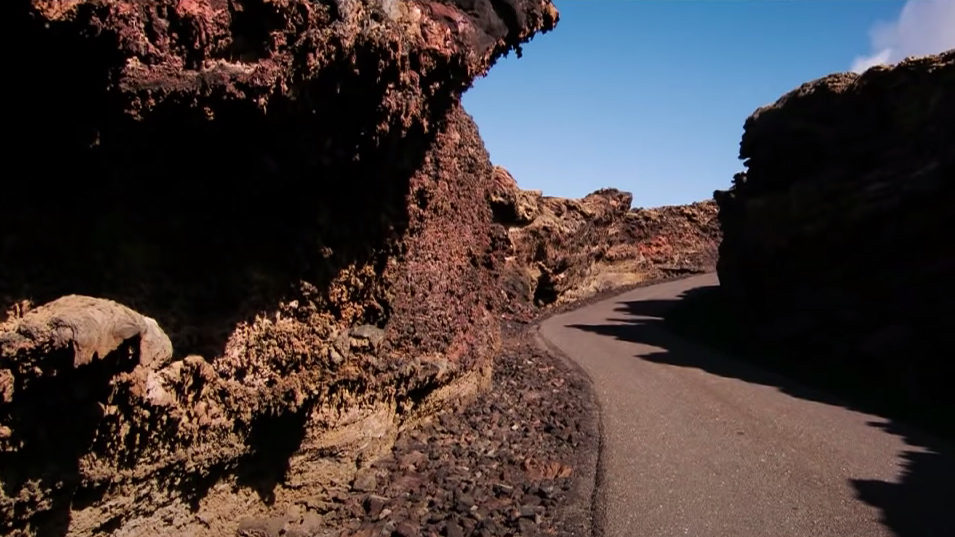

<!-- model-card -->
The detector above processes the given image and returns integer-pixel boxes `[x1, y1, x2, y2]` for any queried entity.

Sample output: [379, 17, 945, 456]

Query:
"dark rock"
[453, 491, 475, 513]
[294, 331, 596, 536]
[535, 483, 556, 499]
[469, 507, 488, 522]
[394, 521, 419, 537]
[399, 451, 429, 469]
[345, 497, 366, 519]
[364, 495, 390, 518]
[714, 48, 955, 430]
[517, 517, 538, 535]
[443, 520, 464, 537]
[494, 483, 515, 497]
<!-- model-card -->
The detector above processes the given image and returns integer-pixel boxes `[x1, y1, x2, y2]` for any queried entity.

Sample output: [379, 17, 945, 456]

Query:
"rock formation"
[715, 50, 955, 425]
[489, 167, 720, 317]
[1, 1, 557, 535]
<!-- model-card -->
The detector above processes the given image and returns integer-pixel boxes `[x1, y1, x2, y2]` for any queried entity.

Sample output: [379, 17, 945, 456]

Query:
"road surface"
[539, 273, 954, 537]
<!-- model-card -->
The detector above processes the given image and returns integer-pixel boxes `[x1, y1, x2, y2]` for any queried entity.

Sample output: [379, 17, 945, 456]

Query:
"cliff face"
[715, 50, 955, 420]
[489, 167, 720, 316]
[0, 1, 556, 536]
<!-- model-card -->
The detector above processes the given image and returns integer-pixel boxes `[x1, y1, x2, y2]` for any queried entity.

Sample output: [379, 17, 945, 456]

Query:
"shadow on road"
[566, 284, 955, 537]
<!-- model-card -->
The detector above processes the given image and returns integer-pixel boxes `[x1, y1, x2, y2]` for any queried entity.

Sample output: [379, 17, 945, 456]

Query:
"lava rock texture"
[715, 50, 955, 425]
[489, 167, 720, 317]
[231, 328, 599, 537]
[1, 1, 557, 536]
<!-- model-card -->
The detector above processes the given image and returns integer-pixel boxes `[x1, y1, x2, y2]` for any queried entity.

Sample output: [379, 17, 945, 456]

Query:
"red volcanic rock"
[489, 166, 720, 315]
[1, 1, 557, 535]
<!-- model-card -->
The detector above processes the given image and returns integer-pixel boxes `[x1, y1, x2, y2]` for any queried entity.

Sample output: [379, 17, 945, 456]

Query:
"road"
[539, 273, 954, 537]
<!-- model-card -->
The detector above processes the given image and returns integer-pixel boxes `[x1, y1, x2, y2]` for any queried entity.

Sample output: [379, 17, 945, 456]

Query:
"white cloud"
[851, 0, 955, 73]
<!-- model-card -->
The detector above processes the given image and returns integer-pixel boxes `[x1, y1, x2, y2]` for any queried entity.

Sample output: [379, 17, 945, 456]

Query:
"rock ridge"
[715, 49, 955, 427]
[1, 1, 557, 535]
[489, 166, 721, 317]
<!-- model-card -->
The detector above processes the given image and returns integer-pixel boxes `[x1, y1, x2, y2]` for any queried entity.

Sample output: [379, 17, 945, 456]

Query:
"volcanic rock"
[1, 1, 557, 536]
[490, 166, 720, 315]
[715, 49, 955, 424]
[304, 328, 600, 537]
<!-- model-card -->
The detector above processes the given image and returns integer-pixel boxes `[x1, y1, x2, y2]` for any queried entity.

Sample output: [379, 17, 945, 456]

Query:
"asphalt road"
[539, 273, 954, 537]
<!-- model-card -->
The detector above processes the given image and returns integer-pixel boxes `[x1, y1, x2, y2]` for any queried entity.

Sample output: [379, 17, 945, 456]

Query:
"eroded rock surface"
[490, 166, 720, 316]
[715, 50, 955, 424]
[232, 328, 598, 537]
[1, 1, 557, 535]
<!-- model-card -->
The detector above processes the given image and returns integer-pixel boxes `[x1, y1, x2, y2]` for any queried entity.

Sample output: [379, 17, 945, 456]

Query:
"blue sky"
[463, 0, 955, 208]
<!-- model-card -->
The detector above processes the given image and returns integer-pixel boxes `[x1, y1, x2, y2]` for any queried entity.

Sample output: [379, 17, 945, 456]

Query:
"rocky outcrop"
[715, 50, 955, 422]
[233, 329, 599, 537]
[489, 167, 720, 316]
[1, 1, 557, 536]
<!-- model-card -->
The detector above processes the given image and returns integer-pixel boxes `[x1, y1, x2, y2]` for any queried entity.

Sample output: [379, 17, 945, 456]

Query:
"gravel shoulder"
[244, 275, 726, 537]
[303, 275, 709, 537]
[246, 324, 601, 537]
[236, 274, 718, 537]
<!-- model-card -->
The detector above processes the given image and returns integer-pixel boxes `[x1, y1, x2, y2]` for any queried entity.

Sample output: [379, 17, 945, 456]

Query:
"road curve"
[539, 273, 954, 537]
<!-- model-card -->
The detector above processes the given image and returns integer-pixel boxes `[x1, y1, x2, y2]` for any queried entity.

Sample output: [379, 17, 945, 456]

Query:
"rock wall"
[715, 50, 955, 421]
[0, 1, 557, 536]
[489, 167, 720, 317]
